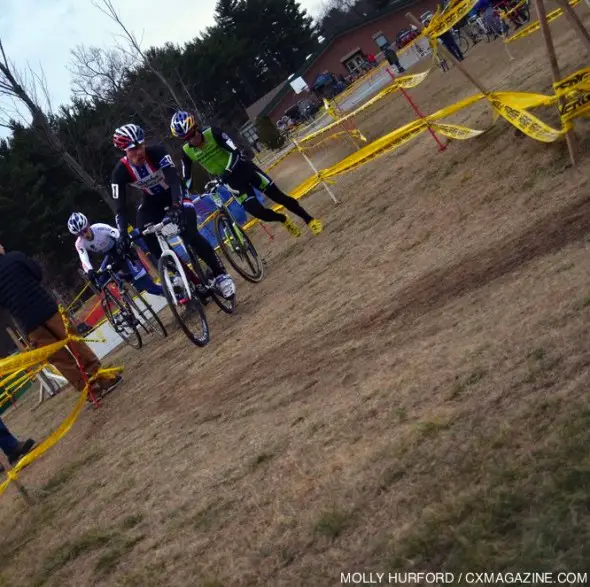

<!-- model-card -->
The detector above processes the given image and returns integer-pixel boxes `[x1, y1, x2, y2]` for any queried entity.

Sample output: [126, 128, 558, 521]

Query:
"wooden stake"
[533, 0, 577, 166]
[406, 12, 492, 96]
[1, 457, 36, 506]
[291, 138, 340, 204]
[553, 0, 590, 56]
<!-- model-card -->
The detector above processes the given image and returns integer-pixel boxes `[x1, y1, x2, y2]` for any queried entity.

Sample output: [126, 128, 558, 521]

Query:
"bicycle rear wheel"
[158, 255, 210, 347]
[214, 214, 265, 283]
[457, 33, 470, 54]
[187, 245, 237, 315]
[101, 287, 142, 349]
[124, 286, 167, 339]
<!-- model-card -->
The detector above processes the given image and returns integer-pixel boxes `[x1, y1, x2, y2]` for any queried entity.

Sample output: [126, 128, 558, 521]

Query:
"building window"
[373, 33, 389, 50]
[344, 53, 366, 74]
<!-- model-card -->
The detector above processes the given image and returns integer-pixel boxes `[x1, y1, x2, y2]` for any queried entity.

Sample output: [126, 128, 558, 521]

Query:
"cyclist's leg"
[180, 204, 227, 278]
[136, 200, 165, 263]
[241, 191, 287, 223]
[124, 256, 164, 296]
[248, 162, 316, 225]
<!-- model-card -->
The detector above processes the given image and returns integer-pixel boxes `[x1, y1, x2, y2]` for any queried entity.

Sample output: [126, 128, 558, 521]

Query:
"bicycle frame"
[142, 219, 200, 305]
[202, 181, 248, 248]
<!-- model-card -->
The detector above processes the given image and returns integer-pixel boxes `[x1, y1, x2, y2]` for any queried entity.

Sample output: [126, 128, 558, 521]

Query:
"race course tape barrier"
[423, 0, 478, 38]
[299, 70, 433, 146]
[276, 67, 590, 207]
[0, 309, 123, 498]
[505, 0, 582, 42]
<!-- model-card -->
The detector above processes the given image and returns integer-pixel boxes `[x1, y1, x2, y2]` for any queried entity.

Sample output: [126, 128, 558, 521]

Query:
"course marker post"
[533, 0, 577, 166]
[291, 138, 340, 205]
[406, 12, 493, 97]
[385, 66, 447, 152]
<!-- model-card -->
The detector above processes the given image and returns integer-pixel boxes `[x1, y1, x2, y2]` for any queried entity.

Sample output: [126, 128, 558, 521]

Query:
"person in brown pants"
[27, 314, 102, 392]
[0, 244, 121, 396]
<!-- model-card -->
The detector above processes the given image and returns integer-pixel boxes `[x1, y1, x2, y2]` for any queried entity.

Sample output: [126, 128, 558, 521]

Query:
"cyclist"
[169, 111, 323, 238]
[110, 123, 235, 299]
[67, 212, 164, 297]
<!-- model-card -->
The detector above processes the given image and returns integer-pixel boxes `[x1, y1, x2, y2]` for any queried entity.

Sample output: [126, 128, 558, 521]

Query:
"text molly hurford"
[341, 571, 589, 584]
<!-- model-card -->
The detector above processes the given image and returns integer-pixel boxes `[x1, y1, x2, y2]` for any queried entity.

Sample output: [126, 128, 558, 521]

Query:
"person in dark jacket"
[0, 244, 119, 395]
[383, 45, 406, 73]
[0, 418, 35, 472]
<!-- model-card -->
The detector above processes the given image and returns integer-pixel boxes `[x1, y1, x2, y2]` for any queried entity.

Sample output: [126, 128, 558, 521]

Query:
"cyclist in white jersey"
[68, 212, 164, 296]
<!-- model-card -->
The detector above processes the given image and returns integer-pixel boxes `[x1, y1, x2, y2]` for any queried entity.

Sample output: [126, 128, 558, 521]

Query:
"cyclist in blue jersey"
[110, 123, 235, 299]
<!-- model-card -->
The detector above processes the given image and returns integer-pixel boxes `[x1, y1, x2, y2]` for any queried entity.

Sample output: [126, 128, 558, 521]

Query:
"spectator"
[366, 53, 377, 68]
[383, 45, 406, 73]
[475, 0, 504, 36]
[0, 244, 121, 398]
[439, 30, 465, 61]
[427, 8, 465, 62]
[0, 418, 34, 471]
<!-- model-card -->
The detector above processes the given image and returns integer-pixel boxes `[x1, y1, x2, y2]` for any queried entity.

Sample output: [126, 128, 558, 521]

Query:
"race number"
[222, 132, 237, 150]
[159, 154, 175, 168]
[111, 183, 119, 199]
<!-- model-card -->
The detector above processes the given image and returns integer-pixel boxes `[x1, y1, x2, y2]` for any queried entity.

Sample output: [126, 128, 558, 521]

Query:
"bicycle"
[141, 209, 236, 346]
[199, 179, 265, 283]
[451, 27, 470, 55]
[88, 256, 168, 349]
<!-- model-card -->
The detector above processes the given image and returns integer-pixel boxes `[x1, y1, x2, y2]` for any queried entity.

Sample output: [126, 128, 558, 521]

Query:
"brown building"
[248, 0, 438, 126]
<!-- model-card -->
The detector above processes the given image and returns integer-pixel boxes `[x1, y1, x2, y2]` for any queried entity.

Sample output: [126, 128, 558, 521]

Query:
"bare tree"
[0, 39, 115, 212]
[69, 45, 137, 101]
[92, 0, 201, 118]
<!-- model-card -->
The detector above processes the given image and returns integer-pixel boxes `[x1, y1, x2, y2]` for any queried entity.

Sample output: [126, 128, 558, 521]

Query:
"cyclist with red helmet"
[110, 123, 235, 299]
[169, 111, 323, 238]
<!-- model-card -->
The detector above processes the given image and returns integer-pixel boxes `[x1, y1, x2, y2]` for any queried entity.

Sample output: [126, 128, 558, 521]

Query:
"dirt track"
[2, 11, 590, 587]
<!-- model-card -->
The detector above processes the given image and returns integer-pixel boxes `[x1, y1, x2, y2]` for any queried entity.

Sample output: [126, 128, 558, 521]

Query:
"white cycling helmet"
[68, 212, 89, 235]
[113, 123, 145, 150]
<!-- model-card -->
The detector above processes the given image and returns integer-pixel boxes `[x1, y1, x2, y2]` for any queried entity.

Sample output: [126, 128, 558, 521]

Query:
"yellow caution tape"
[505, 0, 581, 42]
[0, 312, 123, 499]
[65, 281, 91, 312]
[332, 61, 390, 106]
[560, 91, 590, 123]
[307, 129, 368, 150]
[498, 0, 527, 20]
[0, 340, 70, 376]
[299, 69, 433, 146]
[423, 0, 478, 39]
[553, 67, 590, 98]
[430, 122, 488, 139]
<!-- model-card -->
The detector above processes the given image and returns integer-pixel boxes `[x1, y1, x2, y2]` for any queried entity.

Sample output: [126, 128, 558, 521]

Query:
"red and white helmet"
[113, 123, 145, 150]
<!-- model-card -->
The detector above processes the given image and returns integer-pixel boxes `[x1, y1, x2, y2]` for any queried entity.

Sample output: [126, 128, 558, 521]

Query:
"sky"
[0, 0, 322, 126]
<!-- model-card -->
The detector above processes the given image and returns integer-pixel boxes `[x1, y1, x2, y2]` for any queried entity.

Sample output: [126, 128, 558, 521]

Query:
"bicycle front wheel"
[124, 286, 167, 339]
[158, 255, 210, 347]
[214, 214, 265, 283]
[101, 287, 142, 349]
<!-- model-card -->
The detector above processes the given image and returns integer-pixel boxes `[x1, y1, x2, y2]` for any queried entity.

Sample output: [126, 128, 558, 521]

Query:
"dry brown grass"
[2, 12, 590, 587]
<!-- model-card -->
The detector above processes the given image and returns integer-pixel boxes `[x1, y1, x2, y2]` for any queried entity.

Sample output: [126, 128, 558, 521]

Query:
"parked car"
[420, 10, 434, 26]
[395, 28, 420, 49]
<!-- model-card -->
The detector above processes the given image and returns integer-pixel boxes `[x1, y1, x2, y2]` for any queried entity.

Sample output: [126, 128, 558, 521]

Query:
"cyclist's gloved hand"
[86, 269, 96, 283]
[168, 204, 185, 230]
[116, 235, 130, 257]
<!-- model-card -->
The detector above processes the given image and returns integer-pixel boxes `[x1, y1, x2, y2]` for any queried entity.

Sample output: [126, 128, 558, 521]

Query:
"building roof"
[245, 81, 289, 122]
[252, 0, 419, 119]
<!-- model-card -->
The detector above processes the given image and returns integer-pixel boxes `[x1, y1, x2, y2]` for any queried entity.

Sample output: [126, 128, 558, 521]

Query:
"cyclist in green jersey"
[170, 111, 323, 238]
